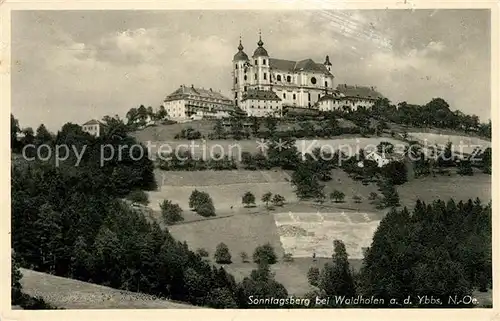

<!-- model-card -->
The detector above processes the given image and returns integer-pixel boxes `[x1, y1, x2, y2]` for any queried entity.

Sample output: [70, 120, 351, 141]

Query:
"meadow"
[18, 268, 199, 309]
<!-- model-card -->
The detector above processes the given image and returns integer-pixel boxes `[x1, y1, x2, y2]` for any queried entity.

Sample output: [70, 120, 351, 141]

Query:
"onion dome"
[324, 55, 332, 66]
[252, 32, 269, 57]
[233, 39, 249, 61]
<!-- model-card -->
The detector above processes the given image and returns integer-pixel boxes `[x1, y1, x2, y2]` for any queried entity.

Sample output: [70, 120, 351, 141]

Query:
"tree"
[318, 240, 356, 298]
[379, 180, 400, 208]
[35, 124, 53, 146]
[353, 195, 362, 203]
[307, 266, 320, 287]
[253, 243, 278, 265]
[214, 242, 232, 264]
[264, 116, 278, 134]
[251, 117, 260, 136]
[368, 192, 378, 201]
[126, 190, 149, 205]
[377, 141, 394, 154]
[206, 287, 238, 308]
[156, 106, 168, 121]
[261, 192, 273, 208]
[457, 159, 474, 176]
[242, 191, 256, 207]
[11, 251, 23, 304]
[189, 190, 216, 216]
[271, 194, 285, 207]
[213, 119, 226, 139]
[160, 200, 184, 225]
[196, 248, 209, 258]
[240, 251, 249, 263]
[330, 190, 345, 203]
[11, 114, 21, 151]
[197, 201, 216, 217]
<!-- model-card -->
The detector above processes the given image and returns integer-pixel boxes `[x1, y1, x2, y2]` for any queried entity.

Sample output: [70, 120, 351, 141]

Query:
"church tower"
[232, 37, 249, 107]
[324, 55, 332, 73]
[252, 31, 270, 90]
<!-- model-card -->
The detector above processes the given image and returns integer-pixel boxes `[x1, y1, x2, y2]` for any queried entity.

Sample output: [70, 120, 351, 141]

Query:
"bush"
[196, 248, 209, 258]
[368, 192, 378, 201]
[242, 191, 256, 207]
[197, 202, 216, 217]
[189, 190, 216, 216]
[126, 190, 149, 205]
[214, 242, 232, 264]
[353, 195, 362, 203]
[240, 251, 249, 263]
[271, 194, 286, 207]
[307, 267, 320, 287]
[160, 200, 184, 225]
[330, 190, 345, 203]
[253, 243, 278, 265]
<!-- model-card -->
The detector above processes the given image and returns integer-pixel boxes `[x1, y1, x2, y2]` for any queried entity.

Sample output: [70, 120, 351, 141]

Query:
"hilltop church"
[232, 33, 384, 117]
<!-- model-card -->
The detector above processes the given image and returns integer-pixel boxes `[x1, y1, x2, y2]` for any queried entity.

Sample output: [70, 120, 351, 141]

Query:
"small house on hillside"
[82, 119, 106, 137]
[365, 151, 391, 168]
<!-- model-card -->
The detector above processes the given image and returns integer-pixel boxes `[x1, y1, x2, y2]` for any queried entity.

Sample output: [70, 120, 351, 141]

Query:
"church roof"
[269, 58, 332, 75]
[242, 89, 281, 102]
[164, 85, 233, 103]
[233, 39, 249, 61]
[252, 34, 269, 57]
[335, 84, 385, 100]
[234, 51, 249, 61]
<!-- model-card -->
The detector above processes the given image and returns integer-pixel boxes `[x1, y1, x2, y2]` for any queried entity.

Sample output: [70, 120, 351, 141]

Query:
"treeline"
[10, 115, 290, 308]
[369, 97, 491, 138]
[303, 198, 492, 308]
[12, 253, 60, 309]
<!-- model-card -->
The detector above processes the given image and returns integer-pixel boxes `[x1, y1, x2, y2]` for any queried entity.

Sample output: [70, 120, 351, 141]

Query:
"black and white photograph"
[3, 3, 497, 317]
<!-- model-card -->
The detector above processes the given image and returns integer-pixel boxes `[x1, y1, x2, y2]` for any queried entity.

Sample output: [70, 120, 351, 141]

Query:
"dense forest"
[10, 113, 492, 308]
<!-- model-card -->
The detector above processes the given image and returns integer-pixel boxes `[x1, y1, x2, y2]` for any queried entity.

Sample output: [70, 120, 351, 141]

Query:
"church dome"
[252, 35, 269, 57]
[233, 40, 249, 61]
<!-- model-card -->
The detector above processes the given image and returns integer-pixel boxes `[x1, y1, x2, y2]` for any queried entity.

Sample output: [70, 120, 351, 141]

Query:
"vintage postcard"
[1, 1, 498, 321]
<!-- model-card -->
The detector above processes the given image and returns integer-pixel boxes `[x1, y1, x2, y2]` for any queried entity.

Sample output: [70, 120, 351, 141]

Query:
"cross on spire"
[257, 29, 263, 47]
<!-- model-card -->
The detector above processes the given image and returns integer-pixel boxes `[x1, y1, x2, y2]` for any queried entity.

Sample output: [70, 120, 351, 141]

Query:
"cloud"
[11, 10, 490, 131]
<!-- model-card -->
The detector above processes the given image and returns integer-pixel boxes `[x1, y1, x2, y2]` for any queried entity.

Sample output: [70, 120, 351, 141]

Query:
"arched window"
[235, 77, 238, 84]
[263, 59, 266, 65]
[293, 93, 296, 100]
[283, 93, 286, 99]
[287, 75, 291, 83]
[235, 64, 238, 69]
[264, 73, 267, 80]
[277, 75, 282, 81]
[255, 60, 258, 65]
[244, 75, 247, 81]
[325, 81, 328, 87]
[254, 73, 257, 80]
[308, 93, 311, 101]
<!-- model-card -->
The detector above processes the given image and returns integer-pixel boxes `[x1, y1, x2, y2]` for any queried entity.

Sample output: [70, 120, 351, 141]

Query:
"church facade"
[232, 34, 384, 117]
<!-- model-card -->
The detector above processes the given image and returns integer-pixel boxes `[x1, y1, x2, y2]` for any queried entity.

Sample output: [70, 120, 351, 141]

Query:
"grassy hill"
[18, 268, 200, 309]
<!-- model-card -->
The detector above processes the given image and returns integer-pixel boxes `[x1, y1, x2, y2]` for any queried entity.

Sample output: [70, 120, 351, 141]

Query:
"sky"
[11, 9, 491, 132]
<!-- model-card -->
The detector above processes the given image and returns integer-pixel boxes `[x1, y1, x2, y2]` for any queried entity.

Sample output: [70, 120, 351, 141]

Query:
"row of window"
[235, 59, 267, 70]
[236, 73, 329, 88]
[84, 125, 99, 131]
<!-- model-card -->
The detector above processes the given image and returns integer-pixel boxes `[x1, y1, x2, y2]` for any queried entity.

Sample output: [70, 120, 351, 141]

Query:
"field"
[148, 169, 297, 212]
[407, 132, 491, 154]
[139, 136, 405, 160]
[18, 268, 199, 309]
[274, 210, 380, 259]
[131, 118, 359, 142]
[398, 172, 491, 207]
